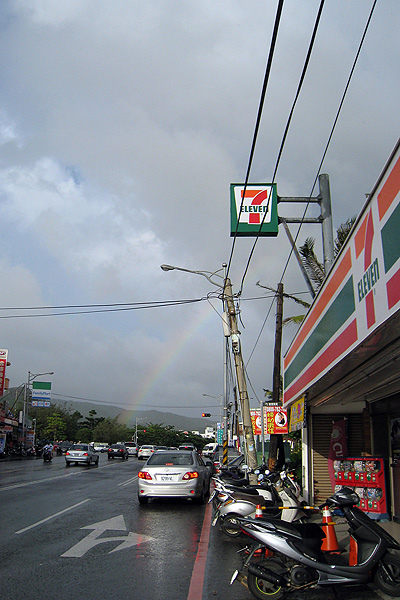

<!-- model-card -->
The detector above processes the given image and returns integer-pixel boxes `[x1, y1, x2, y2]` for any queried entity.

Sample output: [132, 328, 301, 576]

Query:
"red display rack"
[333, 457, 388, 520]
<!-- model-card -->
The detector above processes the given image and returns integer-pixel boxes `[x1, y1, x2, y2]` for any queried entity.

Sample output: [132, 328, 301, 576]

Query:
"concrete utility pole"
[268, 283, 285, 472]
[223, 277, 258, 475]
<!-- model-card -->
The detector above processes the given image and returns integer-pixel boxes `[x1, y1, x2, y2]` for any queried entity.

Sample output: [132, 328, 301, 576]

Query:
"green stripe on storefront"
[381, 202, 400, 273]
[285, 277, 355, 387]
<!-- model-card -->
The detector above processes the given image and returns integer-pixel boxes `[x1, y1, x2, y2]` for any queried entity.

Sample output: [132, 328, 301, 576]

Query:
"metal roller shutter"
[312, 414, 363, 504]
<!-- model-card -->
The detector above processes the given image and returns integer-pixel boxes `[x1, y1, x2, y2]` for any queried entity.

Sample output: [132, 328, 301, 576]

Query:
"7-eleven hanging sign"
[230, 183, 278, 237]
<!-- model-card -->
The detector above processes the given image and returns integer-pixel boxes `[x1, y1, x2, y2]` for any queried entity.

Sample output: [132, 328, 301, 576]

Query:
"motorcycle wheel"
[221, 514, 242, 538]
[247, 558, 286, 600]
[374, 553, 400, 596]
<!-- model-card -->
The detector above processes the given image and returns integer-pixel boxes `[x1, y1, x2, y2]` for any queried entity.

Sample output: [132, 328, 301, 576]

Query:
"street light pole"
[161, 262, 258, 476]
[23, 371, 54, 445]
[223, 277, 258, 475]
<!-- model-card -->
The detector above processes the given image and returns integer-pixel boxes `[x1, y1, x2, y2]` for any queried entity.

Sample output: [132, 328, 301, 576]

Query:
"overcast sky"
[0, 0, 398, 422]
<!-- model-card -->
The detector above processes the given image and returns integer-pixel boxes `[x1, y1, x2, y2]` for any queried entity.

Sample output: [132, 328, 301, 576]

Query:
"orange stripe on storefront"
[378, 155, 400, 221]
[284, 249, 352, 368]
[354, 215, 368, 259]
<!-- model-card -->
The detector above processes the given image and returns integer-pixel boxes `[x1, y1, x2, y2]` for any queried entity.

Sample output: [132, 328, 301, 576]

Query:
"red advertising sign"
[0, 349, 8, 396]
[265, 406, 288, 434]
[250, 409, 262, 435]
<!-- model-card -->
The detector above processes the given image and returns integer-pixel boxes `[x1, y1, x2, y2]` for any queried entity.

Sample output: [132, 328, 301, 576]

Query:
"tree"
[92, 417, 133, 444]
[82, 409, 104, 431]
[44, 413, 66, 441]
[299, 216, 356, 294]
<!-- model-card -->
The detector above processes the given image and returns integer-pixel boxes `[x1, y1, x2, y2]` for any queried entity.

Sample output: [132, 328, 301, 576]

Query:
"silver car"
[137, 444, 156, 460]
[65, 443, 99, 467]
[137, 450, 211, 504]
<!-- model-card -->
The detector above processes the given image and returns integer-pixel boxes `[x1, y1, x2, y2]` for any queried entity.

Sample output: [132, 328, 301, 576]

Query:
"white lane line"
[0, 462, 112, 492]
[118, 476, 138, 487]
[1, 471, 79, 492]
[15, 499, 90, 534]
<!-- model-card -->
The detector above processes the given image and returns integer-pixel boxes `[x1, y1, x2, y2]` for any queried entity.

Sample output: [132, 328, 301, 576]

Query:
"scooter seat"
[255, 518, 324, 542]
[228, 486, 260, 495]
[231, 491, 265, 504]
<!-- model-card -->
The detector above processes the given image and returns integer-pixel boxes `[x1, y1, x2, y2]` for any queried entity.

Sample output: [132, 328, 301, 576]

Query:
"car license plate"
[160, 475, 173, 482]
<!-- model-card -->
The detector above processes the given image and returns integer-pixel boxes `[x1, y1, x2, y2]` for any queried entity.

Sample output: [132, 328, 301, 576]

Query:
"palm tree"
[299, 216, 356, 294]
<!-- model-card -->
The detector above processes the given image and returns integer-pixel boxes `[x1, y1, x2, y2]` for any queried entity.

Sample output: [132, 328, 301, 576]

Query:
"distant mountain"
[53, 399, 215, 432]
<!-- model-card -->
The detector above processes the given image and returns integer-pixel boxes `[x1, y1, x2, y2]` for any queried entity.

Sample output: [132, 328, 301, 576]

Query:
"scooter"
[211, 472, 306, 538]
[231, 486, 400, 599]
[43, 448, 53, 462]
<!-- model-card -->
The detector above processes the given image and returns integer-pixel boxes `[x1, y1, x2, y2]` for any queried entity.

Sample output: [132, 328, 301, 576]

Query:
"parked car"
[137, 445, 157, 460]
[124, 442, 138, 456]
[56, 441, 74, 454]
[93, 442, 109, 453]
[65, 444, 99, 467]
[108, 443, 129, 460]
[137, 450, 211, 504]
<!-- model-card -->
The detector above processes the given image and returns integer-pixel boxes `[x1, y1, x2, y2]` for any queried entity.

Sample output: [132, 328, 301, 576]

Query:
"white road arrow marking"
[61, 514, 153, 558]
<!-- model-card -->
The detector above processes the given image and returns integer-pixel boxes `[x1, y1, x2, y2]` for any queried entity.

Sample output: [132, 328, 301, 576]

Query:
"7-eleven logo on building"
[230, 183, 278, 237]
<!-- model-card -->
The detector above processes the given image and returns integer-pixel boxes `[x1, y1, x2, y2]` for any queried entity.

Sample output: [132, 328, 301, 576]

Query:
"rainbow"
[119, 301, 220, 423]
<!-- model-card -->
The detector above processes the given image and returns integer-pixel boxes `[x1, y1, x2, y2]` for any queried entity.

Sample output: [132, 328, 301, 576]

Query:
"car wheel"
[108, 455, 111, 460]
[65, 462, 70, 467]
[194, 486, 206, 505]
[96, 457, 99, 465]
[138, 496, 148, 505]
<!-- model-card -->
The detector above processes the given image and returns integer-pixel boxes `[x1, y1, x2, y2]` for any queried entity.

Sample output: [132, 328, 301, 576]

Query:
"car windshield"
[111, 444, 123, 449]
[140, 446, 152, 449]
[147, 452, 194, 466]
[125, 443, 136, 447]
[71, 444, 88, 451]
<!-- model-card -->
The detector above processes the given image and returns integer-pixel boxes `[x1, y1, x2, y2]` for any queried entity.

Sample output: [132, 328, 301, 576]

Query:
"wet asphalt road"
[0, 454, 388, 600]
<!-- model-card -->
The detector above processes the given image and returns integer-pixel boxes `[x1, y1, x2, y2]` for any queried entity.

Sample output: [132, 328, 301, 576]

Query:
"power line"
[238, 0, 326, 294]
[0, 297, 207, 319]
[244, 0, 377, 377]
[279, 0, 377, 284]
[226, 0, 285, 282]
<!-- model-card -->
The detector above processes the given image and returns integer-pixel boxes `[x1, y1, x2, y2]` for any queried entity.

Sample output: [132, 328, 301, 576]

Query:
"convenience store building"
[283, 139, 400, 522]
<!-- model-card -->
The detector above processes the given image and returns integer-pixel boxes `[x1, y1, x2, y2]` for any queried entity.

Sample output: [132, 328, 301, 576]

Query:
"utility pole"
[268, 283, 285, 472]
[224, 277, 258, 476]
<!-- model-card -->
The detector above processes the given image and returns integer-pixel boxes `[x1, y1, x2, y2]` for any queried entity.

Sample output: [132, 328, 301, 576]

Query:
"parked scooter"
[211, 470, 306, 538]
[231, 486, 400, 599]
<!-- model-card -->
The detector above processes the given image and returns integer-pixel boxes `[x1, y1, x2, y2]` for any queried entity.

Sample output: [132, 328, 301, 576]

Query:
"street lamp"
[23, 371, 54, 445]
[161, 261, 258, 474]
[160, 264, 225, 289]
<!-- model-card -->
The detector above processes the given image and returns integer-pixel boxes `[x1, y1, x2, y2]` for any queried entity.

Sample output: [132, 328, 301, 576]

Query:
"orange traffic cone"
[255, 505, 263, 518]
[320, 505, 340, 553]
